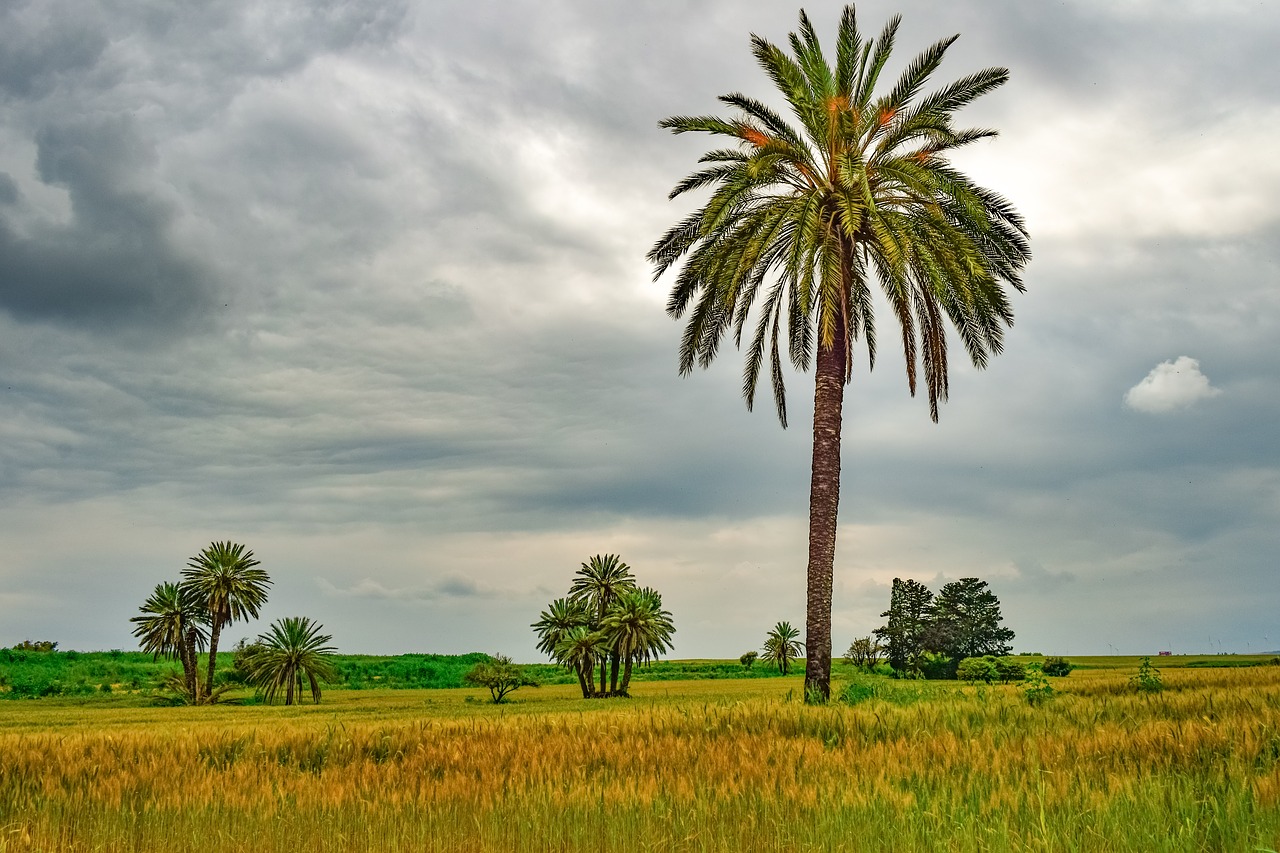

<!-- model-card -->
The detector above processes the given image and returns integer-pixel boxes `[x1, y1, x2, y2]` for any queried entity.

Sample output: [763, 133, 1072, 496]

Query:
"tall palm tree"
[599, 587, 676, 694]
[762, 621, 804, 675]
[181, 541, 271, 699]
[568, 554, 637, 693]
[649, 6, 1030, 700]
[129, 581, 207, 700]
[246, 616, 337, 705]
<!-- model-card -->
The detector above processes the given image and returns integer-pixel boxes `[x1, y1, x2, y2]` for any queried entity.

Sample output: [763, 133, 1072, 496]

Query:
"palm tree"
[762, 621, 805, 675]
[531, 597, 590, 660]
[649, 6, 1030, 700]
[568, 554, 637, 694]
[181, 541, 271, 700]
[245, 616, 337, 705]
[554, 625, 609, 698]
[599, 587, 676, 694]
[129, 582, 207, 700]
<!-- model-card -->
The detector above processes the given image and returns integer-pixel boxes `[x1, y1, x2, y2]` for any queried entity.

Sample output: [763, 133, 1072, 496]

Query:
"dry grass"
[3, 664, 1280, 851]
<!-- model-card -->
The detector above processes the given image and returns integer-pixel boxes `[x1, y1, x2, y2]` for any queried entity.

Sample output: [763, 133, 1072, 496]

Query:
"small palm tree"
[599, 587, 676, 694]
[554, 625, 609, 698]
[246, 617, 337, 705]
[129, 582, 207, 700]
[531, 597, 590, 660]
[181, 541, 271, 700]
[763, 621, 805, 675]
[568, 554, 637, 693]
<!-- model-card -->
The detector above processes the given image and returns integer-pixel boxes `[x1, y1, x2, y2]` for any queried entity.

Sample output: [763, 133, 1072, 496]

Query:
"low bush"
[1042, 656, 1073, 677]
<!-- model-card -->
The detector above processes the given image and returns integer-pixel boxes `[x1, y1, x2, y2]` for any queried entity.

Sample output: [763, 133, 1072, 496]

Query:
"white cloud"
[1124, 356, 1222, 413]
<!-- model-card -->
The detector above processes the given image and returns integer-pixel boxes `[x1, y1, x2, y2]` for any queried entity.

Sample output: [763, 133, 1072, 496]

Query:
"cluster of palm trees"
[129, 541, 336, 705]
[531, 555, 675, 698]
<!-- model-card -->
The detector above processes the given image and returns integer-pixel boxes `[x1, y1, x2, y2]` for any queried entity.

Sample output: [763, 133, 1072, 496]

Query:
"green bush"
[1130, 657, 1163, 693]
[918, 652, 958, 680]
[957, 657, 998, 684]
[1022, 665, 1054, 706]
[1042, 656, 1073, 677]
[994, 658, 1025, 683]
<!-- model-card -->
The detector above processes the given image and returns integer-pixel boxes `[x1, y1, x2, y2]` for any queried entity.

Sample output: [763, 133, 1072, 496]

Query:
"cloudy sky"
[2, 0, 1277, 659]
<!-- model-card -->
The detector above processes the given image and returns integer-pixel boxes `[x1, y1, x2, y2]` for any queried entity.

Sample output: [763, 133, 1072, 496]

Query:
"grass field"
[3, 656, 1280, 851]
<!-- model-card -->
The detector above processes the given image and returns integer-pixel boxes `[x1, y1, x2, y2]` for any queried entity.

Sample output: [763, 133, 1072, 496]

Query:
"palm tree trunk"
[205, 619, 222, 705]
[804, 320, 846, 703]
[609, 652, 620, 694]
[183, 627, 200, 702]
[576, 664, 590, 698]
[620, 658, 634, 695]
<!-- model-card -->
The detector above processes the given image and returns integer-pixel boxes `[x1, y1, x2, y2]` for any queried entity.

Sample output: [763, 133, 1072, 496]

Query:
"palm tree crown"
[649, 6, 1029, 700]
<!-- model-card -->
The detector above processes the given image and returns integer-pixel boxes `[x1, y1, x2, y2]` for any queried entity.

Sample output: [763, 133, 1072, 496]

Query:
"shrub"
[739, 651, 758, 670]
[839, 681, 879, 705]
[1042, 656, 1073, 677]
[957, 656, 999, 684]
[1022, 665, 1054, 706]
[1130, 656, 1163, 693]
[919, 652, 958, 680]
[994, 658, 1025, 683]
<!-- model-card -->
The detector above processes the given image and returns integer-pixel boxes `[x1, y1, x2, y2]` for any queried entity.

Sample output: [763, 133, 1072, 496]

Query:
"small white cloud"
[1124, 356, 1222, 413]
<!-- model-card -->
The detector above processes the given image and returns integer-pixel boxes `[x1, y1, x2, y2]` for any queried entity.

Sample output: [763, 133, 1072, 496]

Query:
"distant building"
[1158, 650, 1172, 656]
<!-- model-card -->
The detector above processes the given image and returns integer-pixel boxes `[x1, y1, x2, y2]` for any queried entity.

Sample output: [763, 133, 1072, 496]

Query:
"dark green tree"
[181, 541, 271, 701]
[874, 578, 935, 673]
[649, 6, 1030, 701]
[246, 616, 337, 706]
[762, 621, 804, 674]
[929, 578, 1014, 660]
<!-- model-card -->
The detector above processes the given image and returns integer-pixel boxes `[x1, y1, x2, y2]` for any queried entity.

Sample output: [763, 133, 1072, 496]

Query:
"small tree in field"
[763, 622, 804, 675]
[843, 636, 882, 670]
[740, 651, 759, 670]
[464, 655, 538, 703]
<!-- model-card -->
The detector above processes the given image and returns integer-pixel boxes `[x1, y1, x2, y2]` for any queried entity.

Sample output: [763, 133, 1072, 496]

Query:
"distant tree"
[762, 622, 804, 675]
[929, 578, 1014, 660]
[843, 636, 883, 670]
[740, 651, 759, 670]
[246, 617, 337, 705]
[464, 655, 538, 703]
[181, 541, 271, 702]
[568, 554, 638, 694]
[13, 640, 58, 652]
[1042, 656, 1072, 677]
[130, 581, 208, 700]
[554, 625, 609, 698]
[874, 579, 935, 673]
[598, 587, 675, 694]
[535, 554, 675, 698]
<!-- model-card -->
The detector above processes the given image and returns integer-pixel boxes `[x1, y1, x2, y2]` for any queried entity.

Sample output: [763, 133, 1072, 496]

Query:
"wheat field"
[2, 663, 1279, 851]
